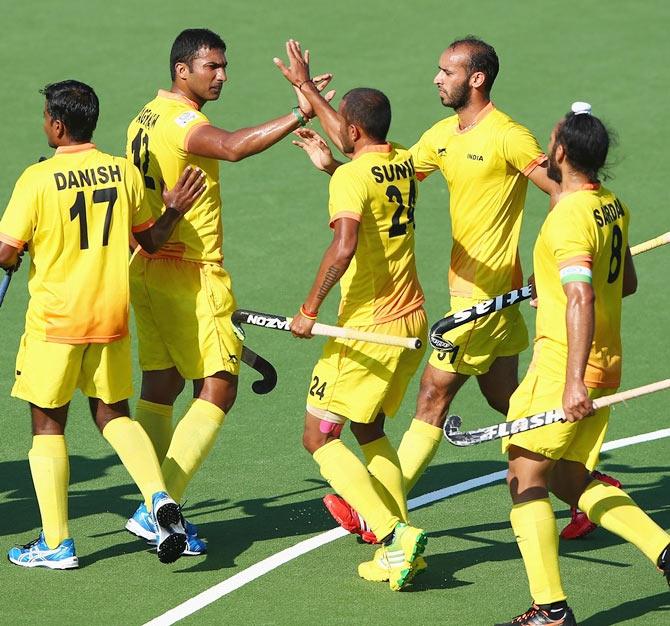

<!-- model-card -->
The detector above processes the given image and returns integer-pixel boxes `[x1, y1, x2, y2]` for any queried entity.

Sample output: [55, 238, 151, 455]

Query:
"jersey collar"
[455, 102, 495, 134]
[55, 143, 96, 154]
[351, 142, 393, 160]
[158, 89, 201, 111]
[580, 182, 601, 190]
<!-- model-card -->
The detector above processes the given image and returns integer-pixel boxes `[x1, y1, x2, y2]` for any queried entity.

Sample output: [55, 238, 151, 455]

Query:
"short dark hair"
[40, 80, 99, 142]
[170, 28, 226, 81]
[555, 112, 613, 182]
[448, 36, 499, 94]
[341, 88, 391, 142]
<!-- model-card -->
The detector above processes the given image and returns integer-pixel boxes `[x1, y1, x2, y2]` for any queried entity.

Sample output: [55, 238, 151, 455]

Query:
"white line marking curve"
[145, 427, 670, 625]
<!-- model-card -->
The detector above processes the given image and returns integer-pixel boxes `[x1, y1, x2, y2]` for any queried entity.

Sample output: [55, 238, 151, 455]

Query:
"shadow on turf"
[581, 592, 670, 625]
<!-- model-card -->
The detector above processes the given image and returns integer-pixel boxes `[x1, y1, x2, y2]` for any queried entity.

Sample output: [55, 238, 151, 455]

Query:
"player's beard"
[440, 79, 471, 111]
[547, 147, 562, 183]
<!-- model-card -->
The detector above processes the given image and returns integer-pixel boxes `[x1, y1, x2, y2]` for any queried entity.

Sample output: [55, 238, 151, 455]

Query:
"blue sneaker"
[8, 532, 78, 570]
[125, 502, 156, 541]
[151, 491, 186, 564]
[126, 502, 206, 556]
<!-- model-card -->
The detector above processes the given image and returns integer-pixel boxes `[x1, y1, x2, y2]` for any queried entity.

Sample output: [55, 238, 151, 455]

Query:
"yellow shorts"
[12, 334, 132, 408]
[428, 295, 528, 376]
[502, 370, 615, 470]
[130, 255, 242, 380]
[305, 308, 427, 424]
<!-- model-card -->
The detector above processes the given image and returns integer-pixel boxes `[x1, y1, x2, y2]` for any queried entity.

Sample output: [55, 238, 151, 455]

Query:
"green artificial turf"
[1, 1, 669, 624]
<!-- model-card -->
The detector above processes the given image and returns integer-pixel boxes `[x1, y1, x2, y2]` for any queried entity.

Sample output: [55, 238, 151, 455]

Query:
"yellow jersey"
[411, 103, 546, 299]
[328, 143, 424, 326]
[126, 90, 221, 263]
[0, 144, 152, 343]
[532, 184, 629, 388]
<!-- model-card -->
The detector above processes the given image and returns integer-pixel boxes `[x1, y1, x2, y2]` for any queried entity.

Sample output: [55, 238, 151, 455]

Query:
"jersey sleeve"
[544, 205, 596, 270]
[409, 129, 440, 180]
[328, 166, 367, 226]
[167, 108, 210, 154]
[0, 169, 38, 249]
[127, 165, 153, 233]
[500, 122, 546, 176]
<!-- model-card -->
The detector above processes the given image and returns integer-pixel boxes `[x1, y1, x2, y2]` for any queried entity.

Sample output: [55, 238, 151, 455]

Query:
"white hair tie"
[571, 101, 592, 115]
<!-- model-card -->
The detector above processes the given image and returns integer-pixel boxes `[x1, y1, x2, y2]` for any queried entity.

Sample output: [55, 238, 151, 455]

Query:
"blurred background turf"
[0, 1, 668, 623]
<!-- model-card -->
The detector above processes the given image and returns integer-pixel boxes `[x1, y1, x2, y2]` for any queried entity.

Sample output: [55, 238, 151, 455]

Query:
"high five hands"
[273, 39, 336, 118]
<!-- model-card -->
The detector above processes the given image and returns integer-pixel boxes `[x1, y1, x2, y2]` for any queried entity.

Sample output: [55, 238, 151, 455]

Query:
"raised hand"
[274, 40, 336, 118]
[162, 166, 206, 214]
[292, 128, 337, 172]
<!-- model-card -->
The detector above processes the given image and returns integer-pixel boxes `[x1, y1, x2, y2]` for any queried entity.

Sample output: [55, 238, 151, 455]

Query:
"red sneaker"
[591, 470, 622, 489]
[560, 470, 622, 540]
[322, 494, 378, 544]
[560, 507, 597, 540]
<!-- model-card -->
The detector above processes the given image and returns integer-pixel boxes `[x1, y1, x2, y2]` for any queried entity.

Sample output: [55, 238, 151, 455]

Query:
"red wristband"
[300, 305, 318, 320]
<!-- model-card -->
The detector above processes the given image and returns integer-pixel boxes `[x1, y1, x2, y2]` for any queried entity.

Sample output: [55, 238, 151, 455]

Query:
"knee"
[302, 429, 329, 455]
[416, 379, 453, 425]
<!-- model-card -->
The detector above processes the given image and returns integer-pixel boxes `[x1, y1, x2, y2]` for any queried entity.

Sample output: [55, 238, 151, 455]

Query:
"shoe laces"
[21, 537, 41, 550]
[511, 604, 543, 623]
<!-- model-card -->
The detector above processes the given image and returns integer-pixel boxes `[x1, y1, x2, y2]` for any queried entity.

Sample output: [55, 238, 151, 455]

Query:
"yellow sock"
[313, 439, 398, 541]
[28, 435, 70, 549]
[578, 480, 670, 563]
[361, 436, 408, 522]
[135, 399, 173, 463]
[102, 416, 166, 509]
[510, 499, 566, 604]
[397, 419, 443, 493]
[161, 399, 225, 502]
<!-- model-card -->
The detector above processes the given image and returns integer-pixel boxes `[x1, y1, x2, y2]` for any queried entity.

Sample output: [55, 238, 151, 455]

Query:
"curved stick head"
[443, 414, 472, 447]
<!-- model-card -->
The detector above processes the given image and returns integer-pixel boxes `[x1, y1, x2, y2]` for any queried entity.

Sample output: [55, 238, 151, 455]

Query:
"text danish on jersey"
[53, 164, 123, 190]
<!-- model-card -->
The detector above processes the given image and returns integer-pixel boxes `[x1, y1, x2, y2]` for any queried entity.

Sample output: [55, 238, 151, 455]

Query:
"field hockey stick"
[232, 308, 423, 350]
[240, 346, 278, 395]
[630, 231, 670, 255]
[444, 378, 670, 447]
[430, 231, 670, 350]
[0, 270, 13, 308]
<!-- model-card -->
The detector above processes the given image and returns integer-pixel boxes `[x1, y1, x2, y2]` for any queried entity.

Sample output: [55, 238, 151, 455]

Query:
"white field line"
[144, 427, 670, 625]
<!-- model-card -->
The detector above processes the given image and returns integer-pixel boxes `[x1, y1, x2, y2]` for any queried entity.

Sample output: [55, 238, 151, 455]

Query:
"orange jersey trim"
[329, 211, 362, 229]
[522, 154, 548, 176]
[352, 143, 393, 158]
[157, 89, 201, 110]
[558, 255, 592, 269]
[0, 232, 25, 249]
[44, 332, 128, 345]
[372, 297, 425, 324]
[55, 143, 96, 154]
[132, 219, 155, 234]
[416, 172, 428, 182]
[455, 102, 494, 135]
[184, 121, 212, 152]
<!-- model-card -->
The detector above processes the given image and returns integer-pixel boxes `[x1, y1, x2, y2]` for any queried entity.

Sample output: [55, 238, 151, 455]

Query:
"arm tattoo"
[317, 265, 341, 300]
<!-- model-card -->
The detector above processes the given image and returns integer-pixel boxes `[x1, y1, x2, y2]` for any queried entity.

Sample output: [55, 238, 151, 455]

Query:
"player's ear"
[554, 143, 566, 164]
[174, 61, 190, 81]
[470, 71, 485, 89]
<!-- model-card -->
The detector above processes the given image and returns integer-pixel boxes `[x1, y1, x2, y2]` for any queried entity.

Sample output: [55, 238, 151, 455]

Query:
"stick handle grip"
[592, 379, 670, 409]
[309, 321, 422, 349]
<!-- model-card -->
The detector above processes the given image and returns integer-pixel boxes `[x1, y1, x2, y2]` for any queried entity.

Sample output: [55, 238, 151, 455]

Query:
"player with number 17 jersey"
[0, 146, 150, 346]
